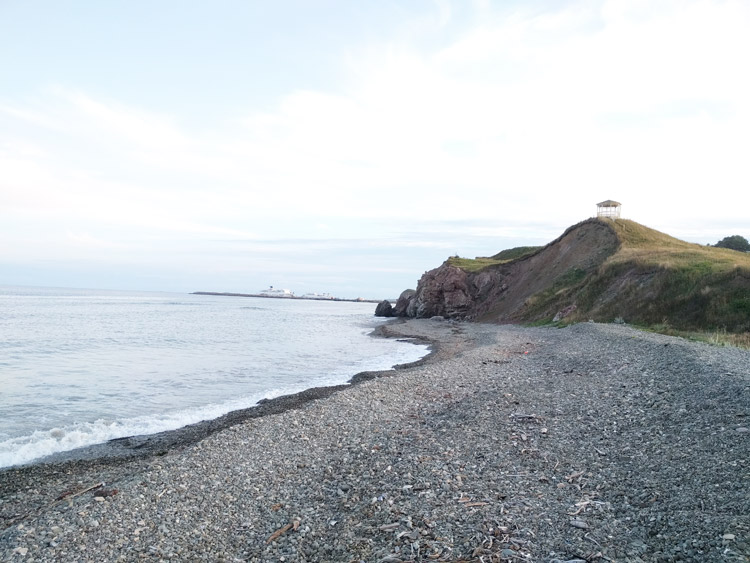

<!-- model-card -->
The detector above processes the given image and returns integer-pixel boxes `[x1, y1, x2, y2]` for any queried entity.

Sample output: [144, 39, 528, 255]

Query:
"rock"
[404, 265, 472, 319]
[375, 300, 393, 317]
[569, 519, 589, 529]
[392, 289, 416, 317]
[430, 316, 445, 322]
[553, 304, 577, 322]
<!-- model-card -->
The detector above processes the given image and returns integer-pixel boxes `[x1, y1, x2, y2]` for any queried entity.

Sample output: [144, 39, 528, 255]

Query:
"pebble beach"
[1, 319, 748, 562]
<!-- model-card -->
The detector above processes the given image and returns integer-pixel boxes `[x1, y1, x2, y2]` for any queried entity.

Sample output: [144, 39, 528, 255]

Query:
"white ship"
[301, 292, 334, 300]
[258, 286, 295, 298]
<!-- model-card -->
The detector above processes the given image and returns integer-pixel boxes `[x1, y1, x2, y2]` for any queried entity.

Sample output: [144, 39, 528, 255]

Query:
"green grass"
[577, 219, 750, 332]
[489, 246, 541, 261]
[447, 246, 542, 273]
[446, 256, 505, 272]
[634, 323, 750, 350]
[606, 219, 750, 273]
[521, 267, 588, 318]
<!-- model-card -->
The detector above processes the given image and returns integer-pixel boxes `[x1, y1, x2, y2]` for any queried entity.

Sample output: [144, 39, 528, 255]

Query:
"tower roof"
[597, 200, 621, 207]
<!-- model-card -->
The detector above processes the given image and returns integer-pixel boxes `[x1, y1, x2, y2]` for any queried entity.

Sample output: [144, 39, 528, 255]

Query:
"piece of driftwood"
[55, 482, 104, 501]
[266, 523, 293, 544]
[566, 470, 585, 482]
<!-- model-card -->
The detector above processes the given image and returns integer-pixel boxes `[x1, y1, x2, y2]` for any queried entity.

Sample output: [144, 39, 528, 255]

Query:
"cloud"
[1, 0, 748, 294]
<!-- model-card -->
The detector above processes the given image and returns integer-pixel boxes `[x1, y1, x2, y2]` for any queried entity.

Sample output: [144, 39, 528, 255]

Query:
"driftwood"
[266, 519, 300, 544]
[266, 523, 292, 544]
[55, 482, 104, 501]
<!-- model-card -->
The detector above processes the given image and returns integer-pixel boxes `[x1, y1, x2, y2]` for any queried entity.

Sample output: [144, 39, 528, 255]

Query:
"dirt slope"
[395, 218, 750, 333]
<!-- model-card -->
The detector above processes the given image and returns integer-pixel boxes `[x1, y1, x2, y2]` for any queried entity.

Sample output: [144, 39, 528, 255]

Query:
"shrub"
[715, 235, 750, 252]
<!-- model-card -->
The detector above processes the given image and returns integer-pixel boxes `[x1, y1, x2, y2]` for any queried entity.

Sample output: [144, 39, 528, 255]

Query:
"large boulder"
[374, 300, 393, 317]
[392, 289, 416, 317]
[408, 264, 473, 319]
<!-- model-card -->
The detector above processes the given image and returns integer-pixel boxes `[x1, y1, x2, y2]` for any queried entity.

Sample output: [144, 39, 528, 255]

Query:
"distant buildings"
[301, 292, 334, 300]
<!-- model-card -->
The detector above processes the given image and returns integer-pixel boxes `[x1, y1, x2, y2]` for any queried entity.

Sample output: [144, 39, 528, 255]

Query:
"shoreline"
[1, 320, 436, 471]
[1, 319, 748, 561]
[0, 320, 440, 534]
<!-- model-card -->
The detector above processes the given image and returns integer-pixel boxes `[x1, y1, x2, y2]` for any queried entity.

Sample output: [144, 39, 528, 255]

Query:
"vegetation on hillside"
[490, 246, 542, 261]
[431, 219, 749, 339]
[447, 246, 541, 273]
[446, 256, 504, 272]
[532, 219, 750, 333]
[714, 235, 750, 252]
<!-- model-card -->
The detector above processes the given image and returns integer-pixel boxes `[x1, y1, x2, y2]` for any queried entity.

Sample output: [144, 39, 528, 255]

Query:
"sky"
[1, 0, 749, 298]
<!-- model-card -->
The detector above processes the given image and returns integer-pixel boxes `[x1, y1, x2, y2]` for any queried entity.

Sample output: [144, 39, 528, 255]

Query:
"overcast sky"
[1, 0, 748, 298]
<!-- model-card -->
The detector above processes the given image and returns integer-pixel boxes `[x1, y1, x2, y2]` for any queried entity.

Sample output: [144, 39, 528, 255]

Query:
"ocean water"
[0, 286, 427, 468]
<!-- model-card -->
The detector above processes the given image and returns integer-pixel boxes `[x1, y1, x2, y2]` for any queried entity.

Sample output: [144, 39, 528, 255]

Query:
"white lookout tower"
[596, 200, 621, 219]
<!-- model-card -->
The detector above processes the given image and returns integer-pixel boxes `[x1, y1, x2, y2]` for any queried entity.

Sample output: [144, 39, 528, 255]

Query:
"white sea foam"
[0, 384, 327, 468]
[0, 288, 428, 468]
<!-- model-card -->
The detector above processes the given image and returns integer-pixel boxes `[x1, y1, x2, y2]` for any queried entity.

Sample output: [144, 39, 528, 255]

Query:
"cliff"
[390, 218, 750, 333]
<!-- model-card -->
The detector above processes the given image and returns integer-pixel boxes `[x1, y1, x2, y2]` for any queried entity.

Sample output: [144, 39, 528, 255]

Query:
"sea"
[0, 286, 427, 468]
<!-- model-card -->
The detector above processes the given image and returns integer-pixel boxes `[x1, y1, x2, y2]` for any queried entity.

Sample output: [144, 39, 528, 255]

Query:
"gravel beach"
[1, 319, 748, 562]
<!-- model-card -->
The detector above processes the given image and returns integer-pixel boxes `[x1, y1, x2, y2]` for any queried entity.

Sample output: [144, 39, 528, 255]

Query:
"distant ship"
[301, 292, 334, 300]
[258, 286, 294, 298]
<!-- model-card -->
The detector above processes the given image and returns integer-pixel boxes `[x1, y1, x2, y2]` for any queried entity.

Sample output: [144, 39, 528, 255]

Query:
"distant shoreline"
[191, 291, 382, 304]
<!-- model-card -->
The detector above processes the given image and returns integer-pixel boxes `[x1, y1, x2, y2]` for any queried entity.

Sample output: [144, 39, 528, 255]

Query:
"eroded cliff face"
[397, 219, 620, 321]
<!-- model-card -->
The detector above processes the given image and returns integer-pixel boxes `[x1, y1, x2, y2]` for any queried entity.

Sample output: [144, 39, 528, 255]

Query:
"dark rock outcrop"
[392, 289, 416, 317]
[374, 300, 394, 317]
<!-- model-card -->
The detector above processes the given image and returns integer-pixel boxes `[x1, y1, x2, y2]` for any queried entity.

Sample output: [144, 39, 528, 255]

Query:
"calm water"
[0, 286, 426, 468]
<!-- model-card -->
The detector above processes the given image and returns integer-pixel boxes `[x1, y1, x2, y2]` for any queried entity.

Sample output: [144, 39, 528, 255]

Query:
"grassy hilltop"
[436, 219, 750, 340]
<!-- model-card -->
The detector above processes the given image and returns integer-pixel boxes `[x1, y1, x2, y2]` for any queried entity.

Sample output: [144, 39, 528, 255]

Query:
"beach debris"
[13, 547, 28, 556]
[568, 500, 591, 515]
[266, 522, 293, 544]
[93, 488, 118, 499]
[565, 470, 585, 483]
[569, 519, 590, 530]
[55, 481, 104, 501]
[509, 413, 542, 422]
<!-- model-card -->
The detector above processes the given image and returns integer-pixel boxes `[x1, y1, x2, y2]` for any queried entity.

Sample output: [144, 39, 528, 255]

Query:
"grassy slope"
[446, 246, 541, 272]
[490, 246, 542, 261]
[448, 218, 750, 334]
[561, 219, 750, 332]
